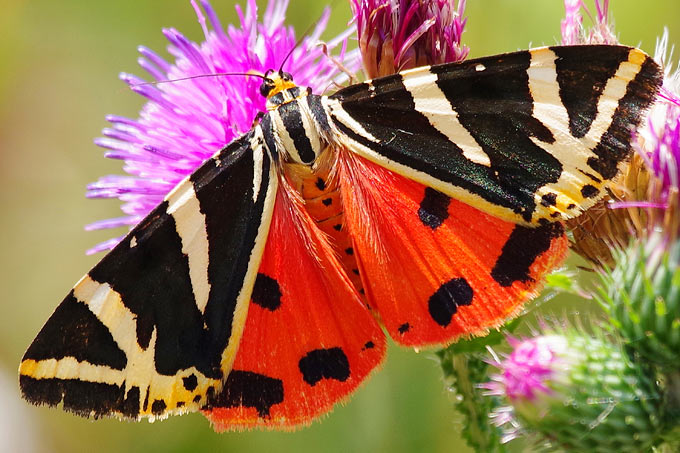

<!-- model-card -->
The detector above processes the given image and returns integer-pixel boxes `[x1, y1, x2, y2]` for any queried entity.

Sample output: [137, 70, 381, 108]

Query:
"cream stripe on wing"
[18, 275, 218, 419]
[166, 181, 210, 314]
[585, 48, 646, 147]
[528, 47, 644, 164]
[250, 127, 264, 202]
[402, 69, 491, 167]
[527, 48, 594, 168]
[527, 47, 645, 220]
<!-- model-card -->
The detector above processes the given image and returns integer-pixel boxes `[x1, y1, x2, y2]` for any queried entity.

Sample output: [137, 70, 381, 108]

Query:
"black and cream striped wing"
[324, 45, 662, 226]
[19, 128, 278, 420]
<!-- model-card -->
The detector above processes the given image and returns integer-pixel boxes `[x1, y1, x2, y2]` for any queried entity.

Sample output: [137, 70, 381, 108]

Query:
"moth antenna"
[130, 71, 266, 88]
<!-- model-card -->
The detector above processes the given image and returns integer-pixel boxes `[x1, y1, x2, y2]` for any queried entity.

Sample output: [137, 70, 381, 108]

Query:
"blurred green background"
[1, 1, 678, 452]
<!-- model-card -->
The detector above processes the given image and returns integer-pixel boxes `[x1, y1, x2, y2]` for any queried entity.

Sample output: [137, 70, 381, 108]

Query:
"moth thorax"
[265, 86, 308, 110]
[270, 94, 326, 166]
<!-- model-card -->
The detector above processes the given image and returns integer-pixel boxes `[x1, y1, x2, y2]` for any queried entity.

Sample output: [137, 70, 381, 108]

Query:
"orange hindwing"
[337, 152, 568, 347]
[203, 182, 386, 430]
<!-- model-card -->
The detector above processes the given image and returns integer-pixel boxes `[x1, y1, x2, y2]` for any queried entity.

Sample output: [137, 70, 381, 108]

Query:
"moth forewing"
[20, 131, 278, 420]
[324, 45, 662, 227]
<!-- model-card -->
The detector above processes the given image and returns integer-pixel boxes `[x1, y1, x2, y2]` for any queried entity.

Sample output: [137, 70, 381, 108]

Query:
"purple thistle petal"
[394, 18, 435, 67]
[198, 0, 226, 38]
[141, 144, 187, 160]
[86, 236, 126, 256]
[137, 46, 172, 74]
[561, 0, 583, 45]
[85, 217, 140, 231]
[351, 0, 469, 78]
[484, 335, 574, 443]
[90, 0, 360, 253]
[486, 335, 570, 402]
[561, 0, 616, 45]
[137, 57, 167, 82]
[105, 114, 146, 127]
[609, 200, 668, 210]
[629, 30, 680, 229]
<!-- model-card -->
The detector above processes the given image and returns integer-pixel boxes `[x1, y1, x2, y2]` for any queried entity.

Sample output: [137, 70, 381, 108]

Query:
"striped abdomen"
[285, 161, 364, 295]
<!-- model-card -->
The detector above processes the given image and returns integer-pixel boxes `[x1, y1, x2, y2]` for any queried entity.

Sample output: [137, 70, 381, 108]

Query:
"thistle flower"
[631, 32, 680, 239]
[484, 332, 663, 451]
[86, 0, 360, 254]
[561, 0, 617, 46]
[351, 0, 468, 78]
[597, 38, 680, 367]
[560, 0, 655, 267]
[576, 33, 680, 265]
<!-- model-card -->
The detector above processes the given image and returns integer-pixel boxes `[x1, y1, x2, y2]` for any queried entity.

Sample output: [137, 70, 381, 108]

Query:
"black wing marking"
[20, 128, 278, 420]
[325, 45, 662, 225]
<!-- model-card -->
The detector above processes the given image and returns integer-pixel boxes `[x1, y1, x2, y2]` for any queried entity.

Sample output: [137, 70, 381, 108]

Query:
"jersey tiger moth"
[19, 44, 662, 429]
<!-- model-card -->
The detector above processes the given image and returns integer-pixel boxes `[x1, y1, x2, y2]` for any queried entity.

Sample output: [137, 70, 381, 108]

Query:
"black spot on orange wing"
[207, 370, 284, 418]
[19, 376, 140, 419]
[418, 188, 450, 229]
[345, 247, 354, 255]
[363, 341, 375, 350]
[182, 374, 198, 391]
[251, 273, 282, 311]
[299, 348, 350, 386]
[491, 223, 565, 287]
[428, 278, 474, 327]
[322, 198, 333, 206]
[398, 323, 411, 334]
[22, 292, 127, 370]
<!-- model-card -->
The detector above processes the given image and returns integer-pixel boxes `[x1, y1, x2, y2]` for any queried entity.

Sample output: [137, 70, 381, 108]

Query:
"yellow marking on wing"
[20, 275, 222, 420]
[527, 46, 647, 223]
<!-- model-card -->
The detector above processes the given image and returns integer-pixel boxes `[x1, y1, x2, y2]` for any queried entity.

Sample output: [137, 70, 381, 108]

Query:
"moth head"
[260, 69, 296, 98]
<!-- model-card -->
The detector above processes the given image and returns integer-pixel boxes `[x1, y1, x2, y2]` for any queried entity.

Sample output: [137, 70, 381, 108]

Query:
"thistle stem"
[439, 351, 508, 453]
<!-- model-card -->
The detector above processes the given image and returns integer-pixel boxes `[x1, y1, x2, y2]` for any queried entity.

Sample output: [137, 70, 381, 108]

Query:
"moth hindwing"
[20, 129, 278, 420]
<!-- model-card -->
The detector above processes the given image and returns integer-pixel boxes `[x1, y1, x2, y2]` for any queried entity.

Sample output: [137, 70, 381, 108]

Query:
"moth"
[20, 45, 662, 430]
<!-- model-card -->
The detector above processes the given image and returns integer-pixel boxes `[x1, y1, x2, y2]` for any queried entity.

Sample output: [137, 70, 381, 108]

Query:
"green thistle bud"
[485, 332, 663, 452]
[599, 233, 680, 370]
